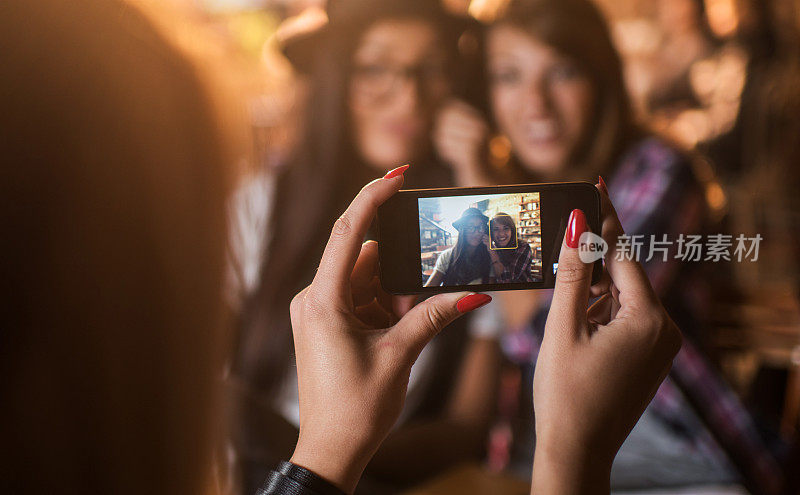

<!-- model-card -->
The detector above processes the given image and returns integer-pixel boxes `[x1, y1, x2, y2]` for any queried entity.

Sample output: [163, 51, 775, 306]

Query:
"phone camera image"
[419, 192, 543, 287]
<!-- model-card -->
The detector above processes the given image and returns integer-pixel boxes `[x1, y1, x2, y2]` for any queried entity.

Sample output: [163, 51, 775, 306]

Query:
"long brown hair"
[491, 0, 641, 182]
[0, 1, 241, 493]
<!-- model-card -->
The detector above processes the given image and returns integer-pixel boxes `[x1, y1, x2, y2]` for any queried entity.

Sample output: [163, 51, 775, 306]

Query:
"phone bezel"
[377, 181, 602, 295]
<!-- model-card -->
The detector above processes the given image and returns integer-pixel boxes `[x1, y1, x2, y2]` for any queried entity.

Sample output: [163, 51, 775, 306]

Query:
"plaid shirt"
[501, 137, 784, 494]
[494, 242, 534, 283]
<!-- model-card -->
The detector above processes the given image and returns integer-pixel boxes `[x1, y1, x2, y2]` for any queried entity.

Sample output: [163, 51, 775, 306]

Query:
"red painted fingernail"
[598, 175, 609, 196]
[566, 209, 586, 248]
[384, 164, 410, 179]
[456, 293, 492, 313]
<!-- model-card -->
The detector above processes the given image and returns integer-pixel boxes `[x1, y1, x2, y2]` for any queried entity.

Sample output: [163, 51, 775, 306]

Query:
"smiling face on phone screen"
[492, 222, 513, 248]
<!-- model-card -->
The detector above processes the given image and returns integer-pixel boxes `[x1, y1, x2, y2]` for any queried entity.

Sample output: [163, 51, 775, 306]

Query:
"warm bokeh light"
[488, 134, 512, 169]
[705, 180, 728, 217]
[468, 0, 511, 22]
[705, 0, 740, 38]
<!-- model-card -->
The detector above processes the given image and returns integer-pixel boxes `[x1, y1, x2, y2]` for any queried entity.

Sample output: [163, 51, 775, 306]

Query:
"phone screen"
[378, 182, 601, 294]
[418, 191, 543, 287]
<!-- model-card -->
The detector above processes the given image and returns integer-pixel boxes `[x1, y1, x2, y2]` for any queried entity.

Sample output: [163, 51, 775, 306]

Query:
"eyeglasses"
[462, 225, 485, 234]
[351, 62, 449, 101]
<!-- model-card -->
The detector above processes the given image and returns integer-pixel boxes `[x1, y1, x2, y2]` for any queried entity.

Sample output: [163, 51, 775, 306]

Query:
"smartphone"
[377, 182, 602, 294]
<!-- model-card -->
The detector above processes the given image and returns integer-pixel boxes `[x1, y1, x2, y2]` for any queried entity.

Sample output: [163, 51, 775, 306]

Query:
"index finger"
[445, 98, 485, 119]
[312, 167, 407, 299]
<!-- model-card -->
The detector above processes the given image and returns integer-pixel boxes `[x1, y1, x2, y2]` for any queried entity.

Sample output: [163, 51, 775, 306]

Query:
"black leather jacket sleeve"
[256, 461, 347, 495]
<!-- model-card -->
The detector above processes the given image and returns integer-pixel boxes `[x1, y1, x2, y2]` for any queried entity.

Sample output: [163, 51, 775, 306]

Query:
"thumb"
[390, 292, 492, 360]
[548, 209, 593, 339]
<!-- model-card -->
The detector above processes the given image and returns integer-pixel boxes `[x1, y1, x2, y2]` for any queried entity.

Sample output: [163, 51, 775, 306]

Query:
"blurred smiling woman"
[433, 0, 784, 491]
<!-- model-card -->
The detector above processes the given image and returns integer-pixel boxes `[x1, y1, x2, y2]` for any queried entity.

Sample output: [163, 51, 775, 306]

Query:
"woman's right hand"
[532, 186, 682, 494]
[288, 170, 492, 493]
[482, 233, 492, 251]
[433, 99, 490, 186]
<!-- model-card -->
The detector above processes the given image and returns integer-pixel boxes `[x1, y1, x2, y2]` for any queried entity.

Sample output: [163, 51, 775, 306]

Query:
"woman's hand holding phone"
[288, 169, 492, 493]
[286, 173, 679, 495]
[532, 185, 682, 494]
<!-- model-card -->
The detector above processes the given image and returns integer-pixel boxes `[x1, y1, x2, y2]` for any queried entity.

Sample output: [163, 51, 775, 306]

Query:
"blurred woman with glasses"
[227, 0, 502, 492]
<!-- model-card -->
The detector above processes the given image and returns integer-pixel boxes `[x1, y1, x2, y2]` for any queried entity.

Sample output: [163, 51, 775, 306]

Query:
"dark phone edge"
[394, 180, 595, 196]
[378, 181, 602, 295]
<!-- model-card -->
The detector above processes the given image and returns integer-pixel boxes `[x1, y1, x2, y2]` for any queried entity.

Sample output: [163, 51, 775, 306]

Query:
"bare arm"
[424, 270, 444, 287]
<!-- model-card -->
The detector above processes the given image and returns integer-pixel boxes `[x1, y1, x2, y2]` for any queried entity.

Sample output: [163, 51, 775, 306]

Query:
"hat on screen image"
[452, 207, 490, 230]
[277, 0, 480, 74]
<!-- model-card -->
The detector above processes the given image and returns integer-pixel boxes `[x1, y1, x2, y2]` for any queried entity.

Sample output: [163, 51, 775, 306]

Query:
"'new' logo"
[578, 231, 608, 263]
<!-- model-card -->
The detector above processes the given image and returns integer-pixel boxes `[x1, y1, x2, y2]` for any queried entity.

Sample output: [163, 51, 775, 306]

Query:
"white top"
[433, 246, 495, 285]
[225, 171, 276, 309]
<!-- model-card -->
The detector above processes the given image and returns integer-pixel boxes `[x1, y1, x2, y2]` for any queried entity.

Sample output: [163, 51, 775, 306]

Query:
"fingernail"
[566, 209, 586, 249]
[598, 175, 609, 196]
[456, 293, 492, 313]
[384, 164, 410, 179]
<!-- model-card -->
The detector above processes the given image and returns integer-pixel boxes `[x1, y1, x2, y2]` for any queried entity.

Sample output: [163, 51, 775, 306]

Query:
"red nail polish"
[566, 209, 586, 248]
[598, 175, 609, 196]
[456, 293, 492, 313]
[384, 164, 410, 179]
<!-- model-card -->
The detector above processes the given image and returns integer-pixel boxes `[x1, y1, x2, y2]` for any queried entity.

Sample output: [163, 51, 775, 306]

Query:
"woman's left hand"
[532, 194, 682, 493]
[289, 172, 492, 493]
